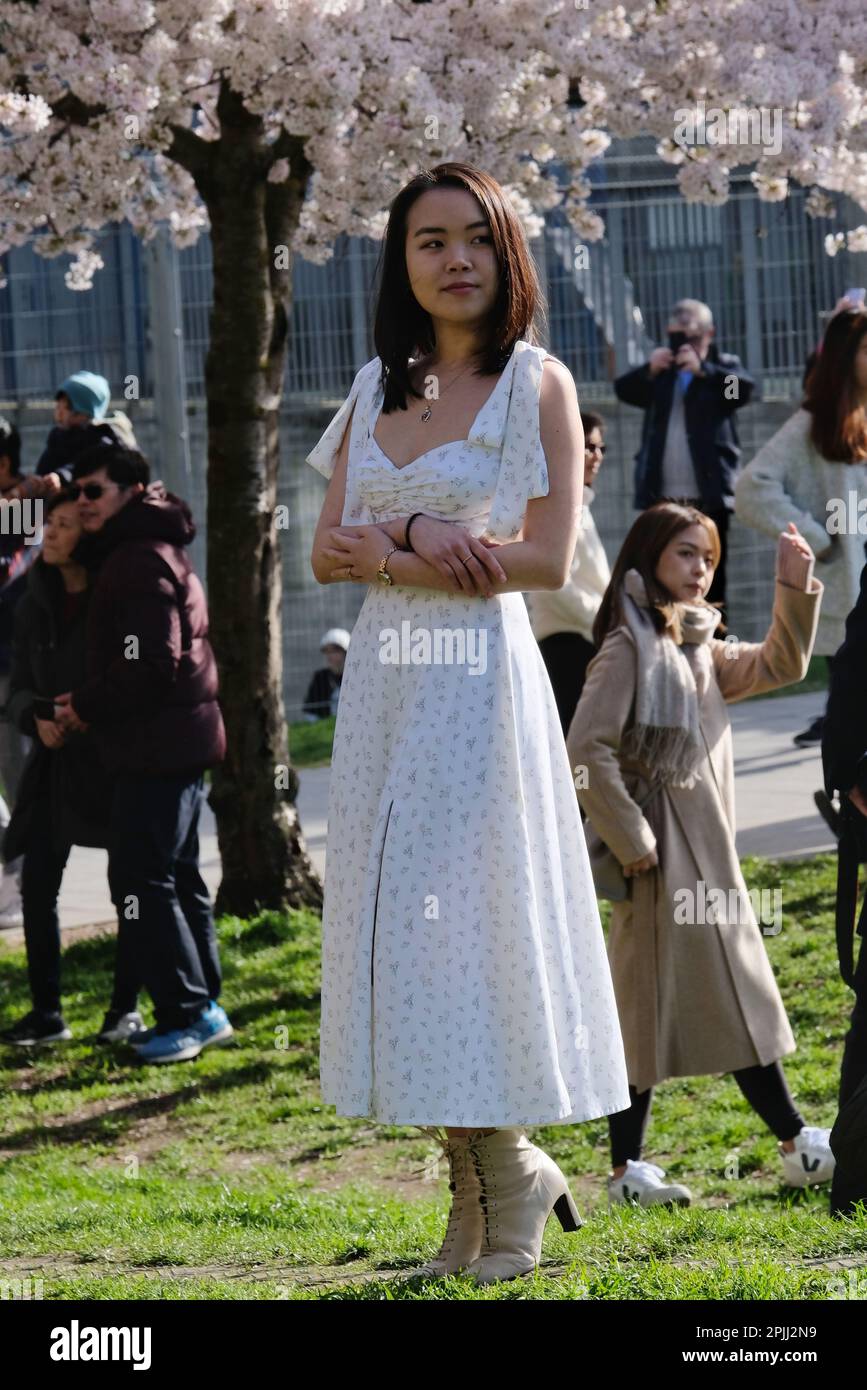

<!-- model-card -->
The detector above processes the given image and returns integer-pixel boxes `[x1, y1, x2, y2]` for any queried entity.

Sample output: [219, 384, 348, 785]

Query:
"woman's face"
[41, 502, 84, 565]
[654, 523, 716, 602]
[584, 426, 605, 487]
[404, 186, 499, 331]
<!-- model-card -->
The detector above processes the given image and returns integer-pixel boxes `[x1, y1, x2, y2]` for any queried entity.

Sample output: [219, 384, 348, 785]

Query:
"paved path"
[0, 688, 837, 942]
[728, 689, 834, 859]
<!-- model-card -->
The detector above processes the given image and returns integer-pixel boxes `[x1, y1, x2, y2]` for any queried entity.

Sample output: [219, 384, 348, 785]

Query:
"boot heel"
[553, 1189, 582, 1232]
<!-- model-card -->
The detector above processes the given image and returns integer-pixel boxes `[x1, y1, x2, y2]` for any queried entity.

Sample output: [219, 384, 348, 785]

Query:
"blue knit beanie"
[56, 371, 111, 421]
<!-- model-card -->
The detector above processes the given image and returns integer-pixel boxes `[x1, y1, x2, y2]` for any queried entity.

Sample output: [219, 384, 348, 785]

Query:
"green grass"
[0, 854, 864, 1300]
[288, 716, 336, 768]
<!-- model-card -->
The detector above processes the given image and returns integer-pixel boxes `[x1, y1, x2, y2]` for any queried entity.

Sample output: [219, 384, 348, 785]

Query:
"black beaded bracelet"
[404, 512, 424, 552]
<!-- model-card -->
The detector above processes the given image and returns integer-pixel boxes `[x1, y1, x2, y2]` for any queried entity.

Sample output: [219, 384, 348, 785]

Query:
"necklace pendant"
[420, 405, 432, 422]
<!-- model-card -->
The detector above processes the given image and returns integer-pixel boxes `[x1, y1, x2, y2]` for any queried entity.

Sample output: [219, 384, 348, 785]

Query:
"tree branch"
[165, 123, 216, 181]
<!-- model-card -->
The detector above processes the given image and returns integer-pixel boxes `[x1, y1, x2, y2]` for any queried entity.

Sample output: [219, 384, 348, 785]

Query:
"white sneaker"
[96, 1010, 146, 1044]
[608, 1158, 692, 1207]
[780, 1126, 836, 1186]
[0, 905, 24, 930]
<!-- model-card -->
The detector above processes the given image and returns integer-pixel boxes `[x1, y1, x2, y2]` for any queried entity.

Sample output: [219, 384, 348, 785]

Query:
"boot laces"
[465, 1128, 509, 1253]
[412, 1126, 477, 1257]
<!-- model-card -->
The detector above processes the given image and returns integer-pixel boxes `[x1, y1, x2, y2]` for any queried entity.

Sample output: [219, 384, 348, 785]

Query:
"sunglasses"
[68, 482, 126, 501]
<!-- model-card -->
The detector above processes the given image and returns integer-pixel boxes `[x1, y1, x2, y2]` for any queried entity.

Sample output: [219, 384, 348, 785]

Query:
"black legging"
[608, 1060, 805, 1167]
[537, 631, 597, 739]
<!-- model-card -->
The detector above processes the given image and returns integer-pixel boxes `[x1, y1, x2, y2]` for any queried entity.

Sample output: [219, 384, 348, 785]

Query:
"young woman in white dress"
[306, 162, 630, 1285]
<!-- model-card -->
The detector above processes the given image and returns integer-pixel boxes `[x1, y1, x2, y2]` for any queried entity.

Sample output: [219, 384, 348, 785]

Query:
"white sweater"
[527, 488, 611, 644]
[735, 408, 867, 655]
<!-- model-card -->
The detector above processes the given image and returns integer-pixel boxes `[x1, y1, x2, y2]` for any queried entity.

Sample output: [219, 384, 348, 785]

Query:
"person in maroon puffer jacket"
[53, 440, 233, 1063]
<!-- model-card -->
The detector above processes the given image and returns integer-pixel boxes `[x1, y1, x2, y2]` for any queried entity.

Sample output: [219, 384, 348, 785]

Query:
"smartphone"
[844, 288, 866, 306]
[668, 330, 689, 354]
[32, 697, 57, 721]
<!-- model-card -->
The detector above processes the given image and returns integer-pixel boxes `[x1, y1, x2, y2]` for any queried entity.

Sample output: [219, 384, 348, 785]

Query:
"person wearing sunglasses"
[528, 410, 612, 736]
[51, 442, 232, 1065]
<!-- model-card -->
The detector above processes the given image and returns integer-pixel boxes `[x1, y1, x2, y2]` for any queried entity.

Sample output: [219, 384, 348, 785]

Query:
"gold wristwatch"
[376, 545, 401, 585]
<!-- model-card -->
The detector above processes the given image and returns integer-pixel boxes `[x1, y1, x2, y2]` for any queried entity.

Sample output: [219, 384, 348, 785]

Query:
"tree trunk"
[191, 82, 320, 916]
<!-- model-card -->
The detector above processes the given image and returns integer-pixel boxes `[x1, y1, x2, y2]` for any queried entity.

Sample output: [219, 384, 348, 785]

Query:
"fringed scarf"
[619, 568, 722, 789]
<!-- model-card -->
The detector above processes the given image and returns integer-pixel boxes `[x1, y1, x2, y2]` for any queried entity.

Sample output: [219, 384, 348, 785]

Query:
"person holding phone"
[614, 299, 757, 627]
[0, 489, 141, 1047]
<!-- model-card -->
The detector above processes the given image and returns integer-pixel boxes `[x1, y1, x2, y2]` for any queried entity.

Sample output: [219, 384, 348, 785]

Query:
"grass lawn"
[288, 716, 336, 769]
[0, 852, 864, 1301]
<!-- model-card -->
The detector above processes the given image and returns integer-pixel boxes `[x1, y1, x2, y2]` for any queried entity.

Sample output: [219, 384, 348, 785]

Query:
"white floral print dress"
[306, 338, 630, 1126]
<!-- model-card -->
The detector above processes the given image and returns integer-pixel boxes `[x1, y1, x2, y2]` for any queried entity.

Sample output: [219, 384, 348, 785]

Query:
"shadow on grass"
[0, 1059, 276, 1152]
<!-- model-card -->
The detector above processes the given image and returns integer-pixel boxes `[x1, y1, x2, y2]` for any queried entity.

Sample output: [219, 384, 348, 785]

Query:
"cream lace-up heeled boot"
[462, 1126, 583, 1285]
[396, 1127, 485, 1280]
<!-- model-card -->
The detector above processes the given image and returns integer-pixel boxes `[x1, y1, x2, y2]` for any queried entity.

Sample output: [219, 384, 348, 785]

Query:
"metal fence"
[2, 134, 865, 717]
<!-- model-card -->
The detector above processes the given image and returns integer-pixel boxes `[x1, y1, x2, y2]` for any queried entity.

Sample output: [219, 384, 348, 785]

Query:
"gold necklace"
[417, 358, 478, 422]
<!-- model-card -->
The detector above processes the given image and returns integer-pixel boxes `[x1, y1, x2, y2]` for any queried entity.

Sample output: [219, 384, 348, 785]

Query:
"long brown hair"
[592, 502, 722, 649]
[803, 307, 867, 461]
[371, 162, 546, 412]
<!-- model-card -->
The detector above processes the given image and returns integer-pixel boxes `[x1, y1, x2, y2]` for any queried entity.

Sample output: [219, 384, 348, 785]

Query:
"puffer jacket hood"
[75, 482, 196, 570]
[69, 485, 226, 777]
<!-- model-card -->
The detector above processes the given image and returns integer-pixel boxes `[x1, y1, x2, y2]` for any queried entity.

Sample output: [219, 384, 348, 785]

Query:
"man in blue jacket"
[614, 298, 757, 624]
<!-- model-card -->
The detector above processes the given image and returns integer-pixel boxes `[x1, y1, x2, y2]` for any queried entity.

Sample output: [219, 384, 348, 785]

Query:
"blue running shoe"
[195, 1001, 234, 1048]
[133, 1025, 205, 1064]
[127, 1000, 230, 1050]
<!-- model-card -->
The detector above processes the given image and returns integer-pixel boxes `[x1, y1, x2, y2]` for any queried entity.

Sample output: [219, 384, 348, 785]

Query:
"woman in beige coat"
[566, 501, 835, 1207]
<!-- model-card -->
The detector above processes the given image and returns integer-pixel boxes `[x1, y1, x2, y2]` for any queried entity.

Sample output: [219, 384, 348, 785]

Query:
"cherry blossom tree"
[1, 0, 865, 912]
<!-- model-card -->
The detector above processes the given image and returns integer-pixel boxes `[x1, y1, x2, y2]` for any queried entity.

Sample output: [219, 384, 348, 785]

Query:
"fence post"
[144, 229, 193, 497]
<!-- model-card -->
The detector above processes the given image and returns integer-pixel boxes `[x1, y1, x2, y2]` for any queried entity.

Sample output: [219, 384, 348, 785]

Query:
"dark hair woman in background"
[737, 306, 867, 748]
[0, 489, 141, 1047]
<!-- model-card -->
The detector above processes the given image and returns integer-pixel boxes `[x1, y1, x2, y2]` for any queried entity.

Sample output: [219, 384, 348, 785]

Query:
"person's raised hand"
[648, 347, 674, 377]
[776, 522, 815, 591]
[675, 343, 702, 375]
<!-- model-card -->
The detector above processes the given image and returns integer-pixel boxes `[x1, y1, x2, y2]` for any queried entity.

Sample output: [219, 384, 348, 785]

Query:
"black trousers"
[830, 937, 867, 1215]
[107, 770, 221, 1031]
[21, 792, 138, 1019]
[608, 1060, 805, 1167]
[537, 632, 597, 739]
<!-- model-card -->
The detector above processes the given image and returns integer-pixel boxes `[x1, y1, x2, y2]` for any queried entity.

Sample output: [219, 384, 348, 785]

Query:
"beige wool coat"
[565, 578, 822, 1093]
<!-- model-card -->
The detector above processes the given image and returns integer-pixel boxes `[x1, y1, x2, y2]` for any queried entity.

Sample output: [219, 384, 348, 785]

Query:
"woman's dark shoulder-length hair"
[803, 306, 867, 462]
[43, 486, 80, 517]
[592, 501, 722, 649]
[372, 161, 546, 413]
